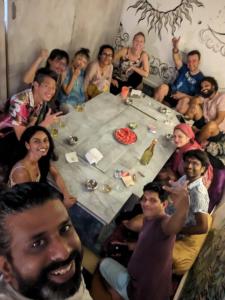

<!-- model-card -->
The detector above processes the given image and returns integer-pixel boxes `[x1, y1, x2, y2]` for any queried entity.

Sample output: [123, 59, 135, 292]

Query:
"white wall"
[4, 0, 124, 97]
[120, 0, 225, 89]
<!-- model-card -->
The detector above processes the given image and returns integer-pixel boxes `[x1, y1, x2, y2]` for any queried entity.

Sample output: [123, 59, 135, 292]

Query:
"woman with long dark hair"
[9, 125, 76, 208]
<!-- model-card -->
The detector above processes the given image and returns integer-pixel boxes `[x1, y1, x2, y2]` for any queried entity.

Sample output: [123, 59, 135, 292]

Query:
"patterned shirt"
[178, 175, 209, 227]
[0, 89, 43, 130]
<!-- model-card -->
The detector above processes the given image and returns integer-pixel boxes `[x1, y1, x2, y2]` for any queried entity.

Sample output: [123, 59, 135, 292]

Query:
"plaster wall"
[0, 0, 7, 100]
[5, 0, 124, 97]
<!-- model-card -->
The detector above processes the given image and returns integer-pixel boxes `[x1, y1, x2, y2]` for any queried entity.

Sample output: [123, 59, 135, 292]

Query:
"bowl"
[159, 107, 167, 114]
[128, 122, 138, 130]
[125, 98, 133, 105]
[166, 133, 173, 140]
[100, 184, 112, 193]
[67, 136, 78, 145]
[86, 179, 98, 191]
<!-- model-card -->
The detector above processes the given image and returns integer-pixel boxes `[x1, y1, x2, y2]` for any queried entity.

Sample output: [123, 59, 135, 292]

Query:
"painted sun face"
[128, 0, 204, 39]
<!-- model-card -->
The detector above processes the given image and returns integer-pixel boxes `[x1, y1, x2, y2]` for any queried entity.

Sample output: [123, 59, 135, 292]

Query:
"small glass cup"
[120, 86, 129, 101]
[74, 103, 85, 112]
[50, 127, 58, 138]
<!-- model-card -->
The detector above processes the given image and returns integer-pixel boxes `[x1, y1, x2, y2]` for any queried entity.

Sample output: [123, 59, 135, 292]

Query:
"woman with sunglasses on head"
[8, 125, 76, 208]
[84, 44, 114, 100]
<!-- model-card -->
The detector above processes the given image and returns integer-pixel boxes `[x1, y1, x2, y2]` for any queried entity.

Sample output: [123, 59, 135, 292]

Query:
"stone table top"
[54, 93, 180, 224]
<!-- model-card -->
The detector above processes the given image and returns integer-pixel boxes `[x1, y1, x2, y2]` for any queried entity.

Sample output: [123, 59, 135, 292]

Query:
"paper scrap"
[65, 152, 79, 163]
[130, 89, 142, 97]
[85, 148, 103, 165]
[121, 175, 135, 187]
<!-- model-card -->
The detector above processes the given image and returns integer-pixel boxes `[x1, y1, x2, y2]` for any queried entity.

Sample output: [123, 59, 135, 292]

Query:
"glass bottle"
[140, 139, 158, 165]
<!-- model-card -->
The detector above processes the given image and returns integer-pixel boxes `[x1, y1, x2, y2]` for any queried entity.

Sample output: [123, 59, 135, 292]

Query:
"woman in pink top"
[84, 44, 114, 100]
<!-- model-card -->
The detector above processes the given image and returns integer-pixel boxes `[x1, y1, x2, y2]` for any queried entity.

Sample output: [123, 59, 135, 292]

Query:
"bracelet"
[173, 48, 179, 54]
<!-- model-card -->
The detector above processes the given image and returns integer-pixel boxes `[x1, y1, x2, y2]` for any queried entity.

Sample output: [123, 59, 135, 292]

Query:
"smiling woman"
[8, 125, 76, 208]
[128, 0, 204, 39]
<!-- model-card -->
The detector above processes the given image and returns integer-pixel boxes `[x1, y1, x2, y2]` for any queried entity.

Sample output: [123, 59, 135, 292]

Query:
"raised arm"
[23, 49, 49, 84]
[161, 181, 189, 236]
[172, 37, 183, 70]
[62, 67, 80, 96]
[84, 62, 97, 99]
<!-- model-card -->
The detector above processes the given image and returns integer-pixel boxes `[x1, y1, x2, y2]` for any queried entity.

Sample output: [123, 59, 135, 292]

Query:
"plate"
[114, 128, 137, 145]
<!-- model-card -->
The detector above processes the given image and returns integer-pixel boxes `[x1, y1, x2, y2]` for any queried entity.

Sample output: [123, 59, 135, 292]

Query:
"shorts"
[164, 85, 178, 108]
[193, 116, 206, 129]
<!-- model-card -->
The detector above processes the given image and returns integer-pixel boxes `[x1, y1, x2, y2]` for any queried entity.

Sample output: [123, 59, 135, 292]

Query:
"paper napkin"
[130, 89, 142, 97]
[65, 151, 79, 163]
[85, 148, 103, 164]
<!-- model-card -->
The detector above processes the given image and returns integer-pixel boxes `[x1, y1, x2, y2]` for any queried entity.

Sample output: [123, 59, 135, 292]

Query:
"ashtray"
[125, 98, 133, 105]
[159, 107, 167, 114]
[86, 179, 98, 191]
[128, 122, 138, 130]
[100, 184, 112, 193]
[67, 136, 78, 145]
[166, 133, 173, 140]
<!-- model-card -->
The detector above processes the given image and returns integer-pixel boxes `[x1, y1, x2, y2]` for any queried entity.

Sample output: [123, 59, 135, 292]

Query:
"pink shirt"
[203, 92, 225, 132]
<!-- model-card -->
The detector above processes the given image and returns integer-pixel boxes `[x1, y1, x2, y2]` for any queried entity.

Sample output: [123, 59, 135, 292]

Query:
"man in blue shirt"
[154, 37, 204, 114]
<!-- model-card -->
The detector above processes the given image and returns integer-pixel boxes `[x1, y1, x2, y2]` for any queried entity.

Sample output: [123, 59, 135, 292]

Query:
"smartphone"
[176, 114, 186, 123]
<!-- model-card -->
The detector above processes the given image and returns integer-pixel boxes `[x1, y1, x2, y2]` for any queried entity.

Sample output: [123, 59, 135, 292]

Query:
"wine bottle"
[140, 139, 158, 165]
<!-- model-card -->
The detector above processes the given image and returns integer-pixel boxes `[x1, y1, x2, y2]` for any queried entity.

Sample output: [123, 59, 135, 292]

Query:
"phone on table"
[176, 114, 186, 123]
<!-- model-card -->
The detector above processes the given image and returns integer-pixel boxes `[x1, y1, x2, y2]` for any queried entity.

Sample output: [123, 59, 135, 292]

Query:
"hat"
[174, 124, 195, 140]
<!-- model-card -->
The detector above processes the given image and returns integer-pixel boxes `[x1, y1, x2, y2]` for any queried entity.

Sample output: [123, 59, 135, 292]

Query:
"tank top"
[9, 164, 41, 187]
[113, 48, 143, 82]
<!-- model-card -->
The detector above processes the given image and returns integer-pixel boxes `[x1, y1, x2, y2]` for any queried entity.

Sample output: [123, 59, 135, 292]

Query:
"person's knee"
[154, 84, 169, 97]
[158, 83, 169, 94]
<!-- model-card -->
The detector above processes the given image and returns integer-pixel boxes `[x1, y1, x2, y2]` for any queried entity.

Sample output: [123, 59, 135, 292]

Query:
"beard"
[10, 250, 82, 300]
[200, 88, 215, 98]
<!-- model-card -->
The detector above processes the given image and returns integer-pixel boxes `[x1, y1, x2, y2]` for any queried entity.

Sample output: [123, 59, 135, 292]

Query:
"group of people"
[0, 31, 224, 300]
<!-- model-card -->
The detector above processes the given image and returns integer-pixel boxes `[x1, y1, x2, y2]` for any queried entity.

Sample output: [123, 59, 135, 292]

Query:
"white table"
[54, 93, 179, 225]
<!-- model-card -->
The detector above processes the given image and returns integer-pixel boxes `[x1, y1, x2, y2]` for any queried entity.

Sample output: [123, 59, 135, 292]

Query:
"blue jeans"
[99, 258, 130, 300]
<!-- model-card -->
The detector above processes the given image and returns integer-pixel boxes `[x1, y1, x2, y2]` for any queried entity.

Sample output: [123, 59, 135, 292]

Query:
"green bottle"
[140, 139, 158, 165]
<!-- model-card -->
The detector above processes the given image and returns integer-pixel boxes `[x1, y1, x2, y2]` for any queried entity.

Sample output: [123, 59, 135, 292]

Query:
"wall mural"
[200, 26, 225, 57]
[127, 0, 204, 39]
[149, 56, 176, 83]
[114, 22, 130, 51]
